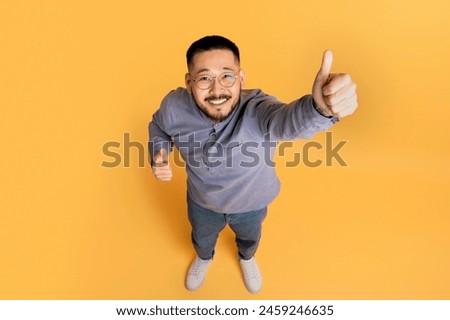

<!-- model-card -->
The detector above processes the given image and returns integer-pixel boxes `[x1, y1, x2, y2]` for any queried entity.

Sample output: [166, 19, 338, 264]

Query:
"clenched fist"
[152, 149, 173, 181]
[312, 50, 358, 119]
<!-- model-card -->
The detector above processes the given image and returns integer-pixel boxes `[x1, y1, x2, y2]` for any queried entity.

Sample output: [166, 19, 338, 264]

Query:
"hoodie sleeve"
[256, 94, 339, 141]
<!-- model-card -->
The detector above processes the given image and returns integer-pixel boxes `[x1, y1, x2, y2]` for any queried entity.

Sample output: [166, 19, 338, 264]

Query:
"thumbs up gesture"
[312, 50, 358, 119]
[152, 149, 173, 181]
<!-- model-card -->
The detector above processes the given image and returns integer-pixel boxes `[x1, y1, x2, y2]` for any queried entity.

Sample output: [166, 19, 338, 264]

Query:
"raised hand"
[152, 149, 173, 181]
[312, 50, 358, 119]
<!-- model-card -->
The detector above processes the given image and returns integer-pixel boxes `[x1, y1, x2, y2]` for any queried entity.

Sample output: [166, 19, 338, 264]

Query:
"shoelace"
[191, 258, 209, 276]
[242, 260, 260, 280]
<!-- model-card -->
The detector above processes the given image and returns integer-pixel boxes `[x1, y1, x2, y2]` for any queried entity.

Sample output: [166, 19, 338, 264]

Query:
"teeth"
[209, 98, 227, 105]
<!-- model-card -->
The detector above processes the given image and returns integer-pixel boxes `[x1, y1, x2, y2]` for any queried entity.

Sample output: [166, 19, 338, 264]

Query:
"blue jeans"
[187, 195, 267, 261]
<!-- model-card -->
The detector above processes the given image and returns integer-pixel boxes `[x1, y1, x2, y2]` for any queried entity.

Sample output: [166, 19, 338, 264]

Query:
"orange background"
[1, 0, 449, 299]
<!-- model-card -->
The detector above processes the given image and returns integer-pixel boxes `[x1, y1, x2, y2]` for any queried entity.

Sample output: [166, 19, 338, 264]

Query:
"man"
[149, 35, 357, 293]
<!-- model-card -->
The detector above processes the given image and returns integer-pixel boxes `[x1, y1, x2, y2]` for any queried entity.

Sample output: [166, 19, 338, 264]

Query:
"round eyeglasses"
[190, 71, 240, 90]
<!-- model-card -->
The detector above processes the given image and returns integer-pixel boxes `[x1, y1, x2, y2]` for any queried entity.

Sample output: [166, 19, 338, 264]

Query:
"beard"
[195, 94, 239, 122]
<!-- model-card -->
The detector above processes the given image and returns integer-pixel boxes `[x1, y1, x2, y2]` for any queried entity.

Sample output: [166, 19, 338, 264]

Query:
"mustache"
[205, 94, 231, 102]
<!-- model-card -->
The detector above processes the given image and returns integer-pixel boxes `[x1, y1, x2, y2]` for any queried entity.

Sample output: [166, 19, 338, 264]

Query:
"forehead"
[189, 49, 239, 74]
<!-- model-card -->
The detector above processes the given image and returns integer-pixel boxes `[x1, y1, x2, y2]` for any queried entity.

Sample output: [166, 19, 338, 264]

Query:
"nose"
[209, 77, 224, 94]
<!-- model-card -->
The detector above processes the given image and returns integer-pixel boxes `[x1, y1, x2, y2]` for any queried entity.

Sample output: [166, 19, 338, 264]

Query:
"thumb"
[153, 148, 167, 164]
[316, 49, 333, 84]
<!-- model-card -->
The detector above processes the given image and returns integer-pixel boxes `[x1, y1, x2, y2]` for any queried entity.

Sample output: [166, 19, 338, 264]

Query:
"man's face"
[186, 49, 245, 122]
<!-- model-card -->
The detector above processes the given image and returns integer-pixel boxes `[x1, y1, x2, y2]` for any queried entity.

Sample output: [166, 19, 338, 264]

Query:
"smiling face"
[185, 49, 245, 122]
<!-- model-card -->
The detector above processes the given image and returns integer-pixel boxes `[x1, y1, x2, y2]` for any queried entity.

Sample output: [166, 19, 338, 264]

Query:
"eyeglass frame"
[187, 70, 242, 90]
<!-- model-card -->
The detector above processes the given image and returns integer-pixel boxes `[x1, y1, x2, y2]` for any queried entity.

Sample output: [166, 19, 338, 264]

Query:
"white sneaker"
[185, 256, 212, 291]
[240, 257, 262, 294]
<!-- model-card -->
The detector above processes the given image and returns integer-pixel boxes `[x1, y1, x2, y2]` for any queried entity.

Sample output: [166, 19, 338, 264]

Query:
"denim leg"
[187, 196, 227, 260]
[227, 207, 267, 260]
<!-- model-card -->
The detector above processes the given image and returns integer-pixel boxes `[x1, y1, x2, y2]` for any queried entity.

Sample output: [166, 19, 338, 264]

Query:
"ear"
[185, 73, 192, 93]
[239, 69, 246, 89]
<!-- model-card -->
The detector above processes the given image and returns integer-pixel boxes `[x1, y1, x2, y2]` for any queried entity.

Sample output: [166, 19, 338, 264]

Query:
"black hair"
[186, 35, 240, 68]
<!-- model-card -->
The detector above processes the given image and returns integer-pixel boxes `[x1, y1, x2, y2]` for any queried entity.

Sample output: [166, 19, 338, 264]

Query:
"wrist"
[312, 98, 333, 118]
